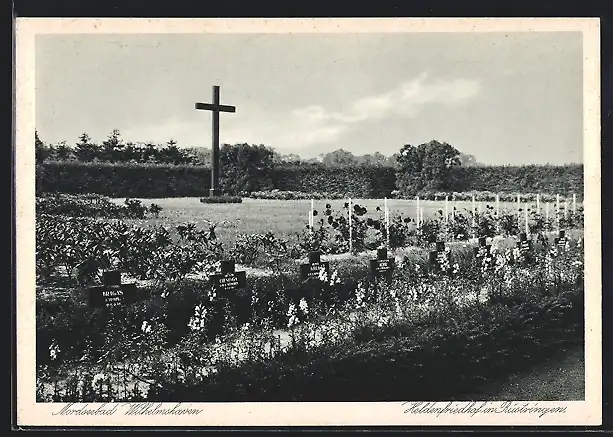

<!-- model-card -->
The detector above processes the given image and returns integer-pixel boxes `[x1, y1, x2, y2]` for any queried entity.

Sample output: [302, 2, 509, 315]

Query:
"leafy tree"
[157, 139, 193, 165]
[141, 142, 160, 163]
[35, 130, 52, 163]
[74, 133, 100, 162]
[54, 141, 73, 161]
[100, 129, 124, 162]
[395, 140, 461, 196]
[321, 149, 359, 167]
[219, 143, 275, 194]
[458, 153, 481, 167]
[121, 142, 141, 163]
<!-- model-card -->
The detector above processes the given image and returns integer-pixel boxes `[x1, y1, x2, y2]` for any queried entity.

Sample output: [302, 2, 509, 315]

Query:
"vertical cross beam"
[211, 85, 220, 196]
[195, 85, 236, 197]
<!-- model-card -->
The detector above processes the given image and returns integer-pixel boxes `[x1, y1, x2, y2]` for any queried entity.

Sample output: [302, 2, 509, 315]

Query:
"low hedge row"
[36, 161, 584, 199]
[199, 196, 243, 204]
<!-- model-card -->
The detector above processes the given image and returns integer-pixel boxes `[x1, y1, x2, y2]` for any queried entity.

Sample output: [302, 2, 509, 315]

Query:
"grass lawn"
[110, 197, 544, 247]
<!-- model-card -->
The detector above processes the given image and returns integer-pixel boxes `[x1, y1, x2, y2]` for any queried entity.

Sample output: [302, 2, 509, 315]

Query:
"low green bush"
[36, 193, 162, 219]
[199, 196, 243, 204]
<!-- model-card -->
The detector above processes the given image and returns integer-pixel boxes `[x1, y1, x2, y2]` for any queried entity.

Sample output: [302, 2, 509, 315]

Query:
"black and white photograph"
[15, 18, 601, 427]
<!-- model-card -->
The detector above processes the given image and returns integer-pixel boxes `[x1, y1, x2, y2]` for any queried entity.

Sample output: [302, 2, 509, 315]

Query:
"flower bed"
[36, 232, 584, 402]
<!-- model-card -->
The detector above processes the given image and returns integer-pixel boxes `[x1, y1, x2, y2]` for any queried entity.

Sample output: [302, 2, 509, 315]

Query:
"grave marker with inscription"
[299, 251, 330, 282]
[473, 236, 493, 268]
[429, 241, 449, 273]
[369, 247, 395, 281]
[210, 260, 250, 326]
[553, 230, 569, 254]
[210, 260, 247, 292]
[87, 270, 138, 309]
[516, 232, 534, 264]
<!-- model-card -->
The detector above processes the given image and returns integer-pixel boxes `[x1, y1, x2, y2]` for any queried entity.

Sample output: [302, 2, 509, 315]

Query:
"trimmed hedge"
[36, 161, 584, 199]
[36, 161, 211, 198]
[270, 164, 397, 198]
[454, 165, 584, 196]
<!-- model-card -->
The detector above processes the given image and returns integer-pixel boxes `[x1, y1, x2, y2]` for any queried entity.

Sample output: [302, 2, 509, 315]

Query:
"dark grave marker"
[369, 247, 395, 281]
[210, 260, 250, 324]
[473, 236, 493, 267]
[429, 241, 449, 273]
[299, 251, 330, 282]
[87, 270, 138, 309]
[553, 230, 569, 253]
[210, 260, 247, 292]
[515, 232, 535, 264]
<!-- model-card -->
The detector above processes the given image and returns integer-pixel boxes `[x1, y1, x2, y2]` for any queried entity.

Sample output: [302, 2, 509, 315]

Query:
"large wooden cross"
[195, 85, 236, 196]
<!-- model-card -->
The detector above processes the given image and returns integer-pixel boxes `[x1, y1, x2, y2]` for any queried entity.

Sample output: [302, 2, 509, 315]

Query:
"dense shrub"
[36, 193, 162, 219]
[37, 161, 583, 199]
[453, 165, 584, 197]
[36, 161, 212, 198]
[199, 196, 243, 204]
[36, 214, 224, 286]
[270, 163, 397, 198]
[247, 190, 347, 200]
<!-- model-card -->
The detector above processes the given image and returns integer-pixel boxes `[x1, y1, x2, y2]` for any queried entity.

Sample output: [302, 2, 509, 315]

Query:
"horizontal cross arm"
[195, 102, 236, 113]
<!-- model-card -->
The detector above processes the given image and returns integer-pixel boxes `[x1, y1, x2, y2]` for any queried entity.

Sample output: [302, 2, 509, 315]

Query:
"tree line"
[35, 130, 582, 197]
[35, 129, 480, 169]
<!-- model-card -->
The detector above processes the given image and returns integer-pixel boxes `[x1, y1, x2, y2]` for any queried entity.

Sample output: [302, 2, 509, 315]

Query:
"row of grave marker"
[87, 230, 570, 310]
[309, 195, 578, 250]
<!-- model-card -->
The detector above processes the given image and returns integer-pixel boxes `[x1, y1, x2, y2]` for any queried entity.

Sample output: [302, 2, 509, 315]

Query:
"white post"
[309, 198, 314, 233]
[536, 194, 540, 215]
[516, 194, 520, 224]
[556, 194, 560, 231]
[445, 195, 449, 222]
[525, 206, 529, 235]
[573, 193, 577, 214]
[420, 207, 424, 226]
[564, 197, 569, 219]
[495, 193, 500, 235]
[546, 202, 550, 225]
[416, 196, 420, 229]
[384, 197, 390, 249]
[495, 194, 500, 217]
[348, 198, 353, 253]
[472, 193, 476, 238]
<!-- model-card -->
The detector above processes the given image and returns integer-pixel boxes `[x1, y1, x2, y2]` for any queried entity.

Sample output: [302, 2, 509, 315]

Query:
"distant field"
[109, 197, 563, 247]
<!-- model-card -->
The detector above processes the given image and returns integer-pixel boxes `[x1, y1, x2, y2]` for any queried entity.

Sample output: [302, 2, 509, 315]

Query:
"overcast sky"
[35, 32, 583, 165]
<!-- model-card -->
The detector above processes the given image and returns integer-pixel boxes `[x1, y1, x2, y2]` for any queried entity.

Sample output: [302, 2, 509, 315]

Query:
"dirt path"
[462, 346, 585, 401]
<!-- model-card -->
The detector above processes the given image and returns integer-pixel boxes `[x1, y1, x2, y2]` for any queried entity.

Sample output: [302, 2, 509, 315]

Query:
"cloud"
[121, 73, 481, 151]
[294, 72, 481, 126]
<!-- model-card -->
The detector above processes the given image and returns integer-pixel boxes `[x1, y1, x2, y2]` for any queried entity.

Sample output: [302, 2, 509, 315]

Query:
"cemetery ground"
[108, 197, 531, 247]
[35, 194, 585, 402]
